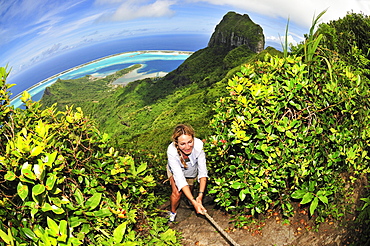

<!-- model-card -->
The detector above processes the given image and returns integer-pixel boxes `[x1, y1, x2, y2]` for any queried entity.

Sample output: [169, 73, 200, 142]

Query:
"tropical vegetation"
[1, 10, 370, 245]
[206, 11, 370, 243]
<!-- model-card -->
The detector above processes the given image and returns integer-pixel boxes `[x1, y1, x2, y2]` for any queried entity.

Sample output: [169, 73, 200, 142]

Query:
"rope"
[203, 211, 241, 246]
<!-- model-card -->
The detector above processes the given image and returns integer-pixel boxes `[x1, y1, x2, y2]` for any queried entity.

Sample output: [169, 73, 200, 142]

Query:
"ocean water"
[8, 34, 209, 108]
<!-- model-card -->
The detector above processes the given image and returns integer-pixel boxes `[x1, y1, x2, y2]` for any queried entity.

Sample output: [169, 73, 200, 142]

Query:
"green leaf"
[231, 182, 243, 189]
[160, 229, 177, 243]
[143, 175, 154, 183]
[47, 217, 59, 237]
[21, 163, 37, 180]
[21, 228, 37, 241]
[113, 222, 127, 243]
[30, 146, 44, 157]
[45, 174, 57, 190]
[260, 144, 268, 152]
[66, 115, 73, 123]
[116, 191, 122, 205]
[247, 118, 260, 125]
[300, 192, 314, 204]
[33, 225, 45, 238]
[291, 190, 306, 199]
[4, 171, 16, 181]
[35, 120, 48, 138]
[17, 182, 29, 201]
[0, 228, 11, 244]
[23, 171, 37, 180]
[130, 160, 136, 176]
[136, 162, 147, 175]
[52, 206, 65, 214]
[42, 203, 53, 212]
[308, 181, 316, 192]
[310, 197, 319, 215]
[74, 188, 84, 205]
[85, 193, 102, 210]
[235, 84, 243, 93]
[316, 127, 323, 134]
[276, 125, 285, 132]
[51, 187, 62, 195]
[84, 211, 94, 216]
[239, 189, 249, 201]
[94, 208, 112, 217]
[70, 217, 87, 228]
[289, 100, 302, 110]
[44, 151, 58, 166]
[20, 91, 31, 102]
[318, 195, 328, 204]
[58, 220, 68, 242]
[285, 130, 295, 139]
[69, 237, 83, 245]
[50, 197, 62, 207]
[32, 184, 46, 196]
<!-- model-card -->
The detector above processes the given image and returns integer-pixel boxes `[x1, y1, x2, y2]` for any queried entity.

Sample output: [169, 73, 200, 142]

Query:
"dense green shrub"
[0, 68, 179, 245]
[205, 52, 370, 223]
[318, 12, 370, 70]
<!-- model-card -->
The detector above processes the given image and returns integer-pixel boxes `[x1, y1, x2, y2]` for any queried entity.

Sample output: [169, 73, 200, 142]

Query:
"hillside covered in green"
[1, 10, 370, 245]
[40, 11, 278, 153]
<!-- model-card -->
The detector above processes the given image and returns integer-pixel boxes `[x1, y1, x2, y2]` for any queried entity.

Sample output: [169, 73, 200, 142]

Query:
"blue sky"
[1, 0, 369, 79]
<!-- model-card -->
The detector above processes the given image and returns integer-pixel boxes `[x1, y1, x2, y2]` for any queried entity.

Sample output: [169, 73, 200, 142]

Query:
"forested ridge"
[1, 10, 370, 245]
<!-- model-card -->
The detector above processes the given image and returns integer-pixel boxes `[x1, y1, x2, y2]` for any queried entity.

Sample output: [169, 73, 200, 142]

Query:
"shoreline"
[10, 50, 193, 101]
[111, 64, 168, 86]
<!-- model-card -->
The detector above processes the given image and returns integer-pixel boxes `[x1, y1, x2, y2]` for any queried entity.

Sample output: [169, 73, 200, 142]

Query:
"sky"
[1, 0, 369, 80]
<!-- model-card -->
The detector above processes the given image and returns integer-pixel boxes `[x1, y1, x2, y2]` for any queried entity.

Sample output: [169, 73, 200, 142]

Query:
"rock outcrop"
[208, 11, 265, 53]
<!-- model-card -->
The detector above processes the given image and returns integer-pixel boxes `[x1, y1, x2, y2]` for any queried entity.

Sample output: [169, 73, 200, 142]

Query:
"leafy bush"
[318, 12, 370, 71]
[0, 68, 179, 245]
[205, 52, 370, 223]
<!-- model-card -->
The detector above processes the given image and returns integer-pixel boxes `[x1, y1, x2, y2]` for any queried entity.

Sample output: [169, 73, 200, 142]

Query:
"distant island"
[10, 50, 192, 106]
[110, 63, 168, 86]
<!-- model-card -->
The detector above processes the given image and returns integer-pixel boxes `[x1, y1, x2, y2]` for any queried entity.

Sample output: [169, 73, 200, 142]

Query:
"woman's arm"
[196, 177, 207, 204]
[167, 145, 188, 191]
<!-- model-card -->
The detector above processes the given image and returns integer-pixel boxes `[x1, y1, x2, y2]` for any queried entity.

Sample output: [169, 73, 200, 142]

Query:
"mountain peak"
[208, 11, 265, 53]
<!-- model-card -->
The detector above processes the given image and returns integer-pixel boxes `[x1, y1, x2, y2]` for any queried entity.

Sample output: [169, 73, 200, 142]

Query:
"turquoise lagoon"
[10, 50, 191, 108]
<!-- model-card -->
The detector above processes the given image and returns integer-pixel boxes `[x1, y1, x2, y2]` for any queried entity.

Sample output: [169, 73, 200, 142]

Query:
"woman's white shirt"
[167, 137, 208, 191]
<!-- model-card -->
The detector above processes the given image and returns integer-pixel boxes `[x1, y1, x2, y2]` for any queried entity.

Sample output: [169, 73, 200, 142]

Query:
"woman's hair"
[172, 124, 195, 169]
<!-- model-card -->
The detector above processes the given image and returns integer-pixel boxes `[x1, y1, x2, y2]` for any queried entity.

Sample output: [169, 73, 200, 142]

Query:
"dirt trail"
[165, 198, 351, 246]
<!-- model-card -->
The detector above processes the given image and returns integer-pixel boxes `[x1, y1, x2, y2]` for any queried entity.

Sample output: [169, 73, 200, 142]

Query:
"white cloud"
[0, 0, 88, 46]
[266, 34, 299, 47]
[41, 43, 62, 57]
[97, 0, 177, 21]
[49, 14, 103, 38]
[186, 0, 369, 28]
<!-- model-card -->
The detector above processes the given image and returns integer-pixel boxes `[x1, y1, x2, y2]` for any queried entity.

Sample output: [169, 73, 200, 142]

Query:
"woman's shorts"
[167, 165, 196, 186]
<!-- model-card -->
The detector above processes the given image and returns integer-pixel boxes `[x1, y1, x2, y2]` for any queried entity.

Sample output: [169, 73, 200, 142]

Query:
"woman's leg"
[169, 176, 182, 213]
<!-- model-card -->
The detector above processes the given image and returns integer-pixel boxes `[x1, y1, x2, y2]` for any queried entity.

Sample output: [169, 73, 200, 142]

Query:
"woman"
[167, 124, 208, 222]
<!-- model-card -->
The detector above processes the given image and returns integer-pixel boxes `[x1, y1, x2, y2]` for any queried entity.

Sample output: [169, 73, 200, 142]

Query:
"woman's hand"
[181, 185, 207, 214]
[192, 199, 207, 214]
[196, 194, 203, 204]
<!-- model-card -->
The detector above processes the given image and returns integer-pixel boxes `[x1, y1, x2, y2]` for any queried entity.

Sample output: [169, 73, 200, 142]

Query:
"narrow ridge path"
[164, 199, 346, 246]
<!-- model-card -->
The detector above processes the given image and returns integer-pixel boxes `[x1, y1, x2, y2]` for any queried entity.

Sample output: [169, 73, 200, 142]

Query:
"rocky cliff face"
[208, 11, 265, 53]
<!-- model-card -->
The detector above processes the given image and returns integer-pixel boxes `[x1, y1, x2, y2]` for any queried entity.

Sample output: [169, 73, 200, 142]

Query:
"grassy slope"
[40, 44, 282, 153]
